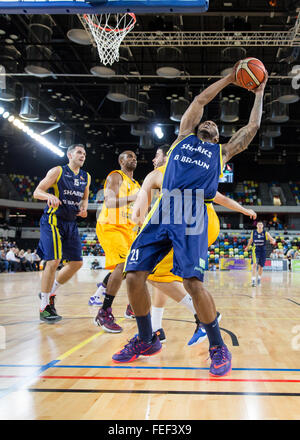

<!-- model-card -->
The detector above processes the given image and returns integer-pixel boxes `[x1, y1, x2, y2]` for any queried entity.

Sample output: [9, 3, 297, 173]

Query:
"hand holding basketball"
[235, 58, 267, 91]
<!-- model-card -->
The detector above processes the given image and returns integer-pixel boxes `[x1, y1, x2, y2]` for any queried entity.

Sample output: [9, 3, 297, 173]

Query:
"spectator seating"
[289, 182, 300, 206]
[222, 180, 260, 206]
[207, 232, 300, 264]
[8, 174, 105, 204]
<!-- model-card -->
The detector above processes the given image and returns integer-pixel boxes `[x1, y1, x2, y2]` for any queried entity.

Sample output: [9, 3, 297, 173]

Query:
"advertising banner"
[263, 259, 288, 271]
[220, 258, 251, 271]
[292, 260, 300, 272]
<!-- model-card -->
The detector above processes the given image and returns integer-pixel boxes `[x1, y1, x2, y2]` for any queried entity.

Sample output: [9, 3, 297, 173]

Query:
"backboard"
[0, 0, 209, 14]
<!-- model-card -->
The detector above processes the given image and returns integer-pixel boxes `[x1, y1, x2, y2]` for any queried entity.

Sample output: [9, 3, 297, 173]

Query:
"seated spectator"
[18, 249, 32, 272]
[31, 249, 41, 271]
[0, 250, 9, 273]
[24, 249, 34, 271]
[6, 247, 21, 272]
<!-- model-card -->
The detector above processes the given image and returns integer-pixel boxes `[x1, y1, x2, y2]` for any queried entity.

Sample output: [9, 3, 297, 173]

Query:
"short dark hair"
[157, 144, 170, 156]
[67, 144, 85, 154]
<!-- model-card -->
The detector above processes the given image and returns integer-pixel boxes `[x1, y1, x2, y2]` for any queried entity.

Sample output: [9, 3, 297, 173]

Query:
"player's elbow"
[249, 121, 260, 132]
[33, 189, 39, 200]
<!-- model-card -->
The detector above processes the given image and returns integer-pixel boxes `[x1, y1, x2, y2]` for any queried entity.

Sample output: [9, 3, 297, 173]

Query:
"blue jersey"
[44, 165, 91, 222]
[252, 230, 267, 249]
[162, 134, 223, 200]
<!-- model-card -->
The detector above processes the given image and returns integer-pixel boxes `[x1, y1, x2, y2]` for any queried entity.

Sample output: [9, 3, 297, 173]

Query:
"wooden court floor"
[0, 268, 299, 420]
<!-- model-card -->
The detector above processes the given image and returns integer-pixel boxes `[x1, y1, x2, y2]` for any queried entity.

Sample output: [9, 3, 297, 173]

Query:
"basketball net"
[78, 13, 136, 66]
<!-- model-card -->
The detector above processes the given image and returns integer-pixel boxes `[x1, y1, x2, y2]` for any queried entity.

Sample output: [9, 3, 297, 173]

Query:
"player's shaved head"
[118, 150, 137, 171]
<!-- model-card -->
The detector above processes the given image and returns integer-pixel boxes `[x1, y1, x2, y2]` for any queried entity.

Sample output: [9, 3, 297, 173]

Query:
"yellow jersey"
[97, 170, 140, 227]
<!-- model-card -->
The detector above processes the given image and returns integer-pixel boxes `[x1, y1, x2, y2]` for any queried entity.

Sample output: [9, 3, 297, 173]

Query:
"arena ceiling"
[0, 0, 300, 180]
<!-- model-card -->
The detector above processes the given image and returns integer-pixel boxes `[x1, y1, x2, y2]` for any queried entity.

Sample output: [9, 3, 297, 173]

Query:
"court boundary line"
[1, 364, 300, 372]
[26, 388, 300, 397]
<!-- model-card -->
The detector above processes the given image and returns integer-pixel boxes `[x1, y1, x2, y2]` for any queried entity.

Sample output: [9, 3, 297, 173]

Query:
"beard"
[126, 162, 137, 171]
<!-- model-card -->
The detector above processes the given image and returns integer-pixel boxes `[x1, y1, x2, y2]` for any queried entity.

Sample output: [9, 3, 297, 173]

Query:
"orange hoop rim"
[83, 13, 136, 33]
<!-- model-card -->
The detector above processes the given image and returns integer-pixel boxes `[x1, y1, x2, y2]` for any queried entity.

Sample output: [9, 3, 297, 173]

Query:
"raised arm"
[104, 172, 138, 209]
[177, 70, 236, 139]
[33, 166, 62, 209]
[222, 73, 268, 164]
[214, 192, 257, 219]
[131, 169, 163, 226]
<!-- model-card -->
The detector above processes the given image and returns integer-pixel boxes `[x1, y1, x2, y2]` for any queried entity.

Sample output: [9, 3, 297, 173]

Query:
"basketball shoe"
[188, 312, 222, 346]
[88, 282, 106, 306]
[39, 293, 62, 324]
[124, 304, 135, 319]
[209, 344, 232, 377]
[112, 334, 162, 363]
[94, 307, 122, 333]
[154, 328, 166, 343]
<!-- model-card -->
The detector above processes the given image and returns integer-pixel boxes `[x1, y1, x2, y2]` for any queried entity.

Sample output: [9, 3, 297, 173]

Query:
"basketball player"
[112, 64, 268, 377]
[245, 221, 276, 286]
[140, 145, 257, 346]
[33, 144, 91, 323]
[94, 150, 140, 332]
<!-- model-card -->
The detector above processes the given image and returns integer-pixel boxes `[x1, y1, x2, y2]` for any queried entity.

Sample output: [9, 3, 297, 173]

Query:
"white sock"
[50, 280, 61, 296]
[151, 306, 164, 332]
[179, 294, 196, 315]
[40, 292, 49, 311]
[258, 276, 261, 281]
[94, 283, 106, 298]
[252, 277, 256, 282]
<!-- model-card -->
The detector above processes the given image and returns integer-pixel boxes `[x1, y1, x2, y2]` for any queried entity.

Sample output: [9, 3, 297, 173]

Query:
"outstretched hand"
[252, 70, 268, 94]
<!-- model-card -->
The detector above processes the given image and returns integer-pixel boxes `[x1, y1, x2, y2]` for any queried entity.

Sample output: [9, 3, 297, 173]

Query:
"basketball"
[235, 58, 266, 90]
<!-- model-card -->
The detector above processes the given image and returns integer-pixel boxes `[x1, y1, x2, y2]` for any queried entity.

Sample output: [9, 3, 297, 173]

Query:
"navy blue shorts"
[253, 247, 266, 268]
[125, 197, 208, 281]
[37, 214, 82, 261]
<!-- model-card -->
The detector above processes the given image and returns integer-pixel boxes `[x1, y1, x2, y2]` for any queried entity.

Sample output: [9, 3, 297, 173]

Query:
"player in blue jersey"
[245, 221, 276, 286]
[112, 64, 268, 377]
[33, 144, 91, 323]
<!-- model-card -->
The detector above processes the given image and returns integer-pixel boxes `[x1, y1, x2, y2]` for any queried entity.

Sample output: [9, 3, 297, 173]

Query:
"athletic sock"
[179, 294, 196, 314]
[252, 276, 256, 282]
[202, 316, 224, 348]
[40, 292, 49, 311]
[151, 306, 164, 332]
[102, 272, 111, 288]
[136, 313, 153, 343]
[94, 284, 106, 298]
[102, 293, 115, 310]
[194, 313, 201, 325]
[50, 280, 61, 297]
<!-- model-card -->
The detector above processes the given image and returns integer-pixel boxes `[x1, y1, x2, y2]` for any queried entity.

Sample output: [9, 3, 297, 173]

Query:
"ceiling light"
[3, 111, 9, 118]
[154, 125, 164, 139]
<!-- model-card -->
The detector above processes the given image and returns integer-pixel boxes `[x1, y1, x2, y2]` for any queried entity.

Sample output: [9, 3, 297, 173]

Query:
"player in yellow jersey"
[93, 151, 140, 333]
[135, 145, 257, 345]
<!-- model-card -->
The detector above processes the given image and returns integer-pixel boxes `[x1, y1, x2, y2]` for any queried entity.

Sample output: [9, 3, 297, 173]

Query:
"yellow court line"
[55, 318, 125, 362]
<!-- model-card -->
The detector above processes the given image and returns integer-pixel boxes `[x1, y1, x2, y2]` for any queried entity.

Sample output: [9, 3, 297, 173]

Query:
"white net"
[78, 13, 136, 66]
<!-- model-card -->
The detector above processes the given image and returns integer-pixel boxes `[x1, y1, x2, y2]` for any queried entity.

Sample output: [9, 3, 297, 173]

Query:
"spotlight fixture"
[154, 125, 164, 140]
[0, 110, 64, 157]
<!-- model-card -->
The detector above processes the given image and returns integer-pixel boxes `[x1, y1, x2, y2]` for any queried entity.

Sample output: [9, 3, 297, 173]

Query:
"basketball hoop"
[78, 13, 136, 66]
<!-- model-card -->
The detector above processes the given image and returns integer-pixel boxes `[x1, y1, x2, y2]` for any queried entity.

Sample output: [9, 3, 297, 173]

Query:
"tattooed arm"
[222, 72, 268, 164]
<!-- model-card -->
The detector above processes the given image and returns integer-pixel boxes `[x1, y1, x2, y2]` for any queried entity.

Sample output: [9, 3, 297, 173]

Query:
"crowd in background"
[0, 239, 41, 273]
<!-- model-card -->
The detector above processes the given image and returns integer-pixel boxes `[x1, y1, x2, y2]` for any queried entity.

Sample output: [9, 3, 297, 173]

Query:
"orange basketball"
[235, 58, 266, 90]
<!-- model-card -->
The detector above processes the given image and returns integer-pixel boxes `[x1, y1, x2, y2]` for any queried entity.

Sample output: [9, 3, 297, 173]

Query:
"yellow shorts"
[147, 203, 220, 283]
[96, 222, 137, 270]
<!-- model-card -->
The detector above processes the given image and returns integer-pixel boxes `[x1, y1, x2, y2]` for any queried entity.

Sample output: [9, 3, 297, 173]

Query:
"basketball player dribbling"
[112, 63, 268, 377]
[93, 151, 140, 333]
[33, 144, 91, 323]
[136, 145, 257, 346]
[245, 221, 276, 286]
